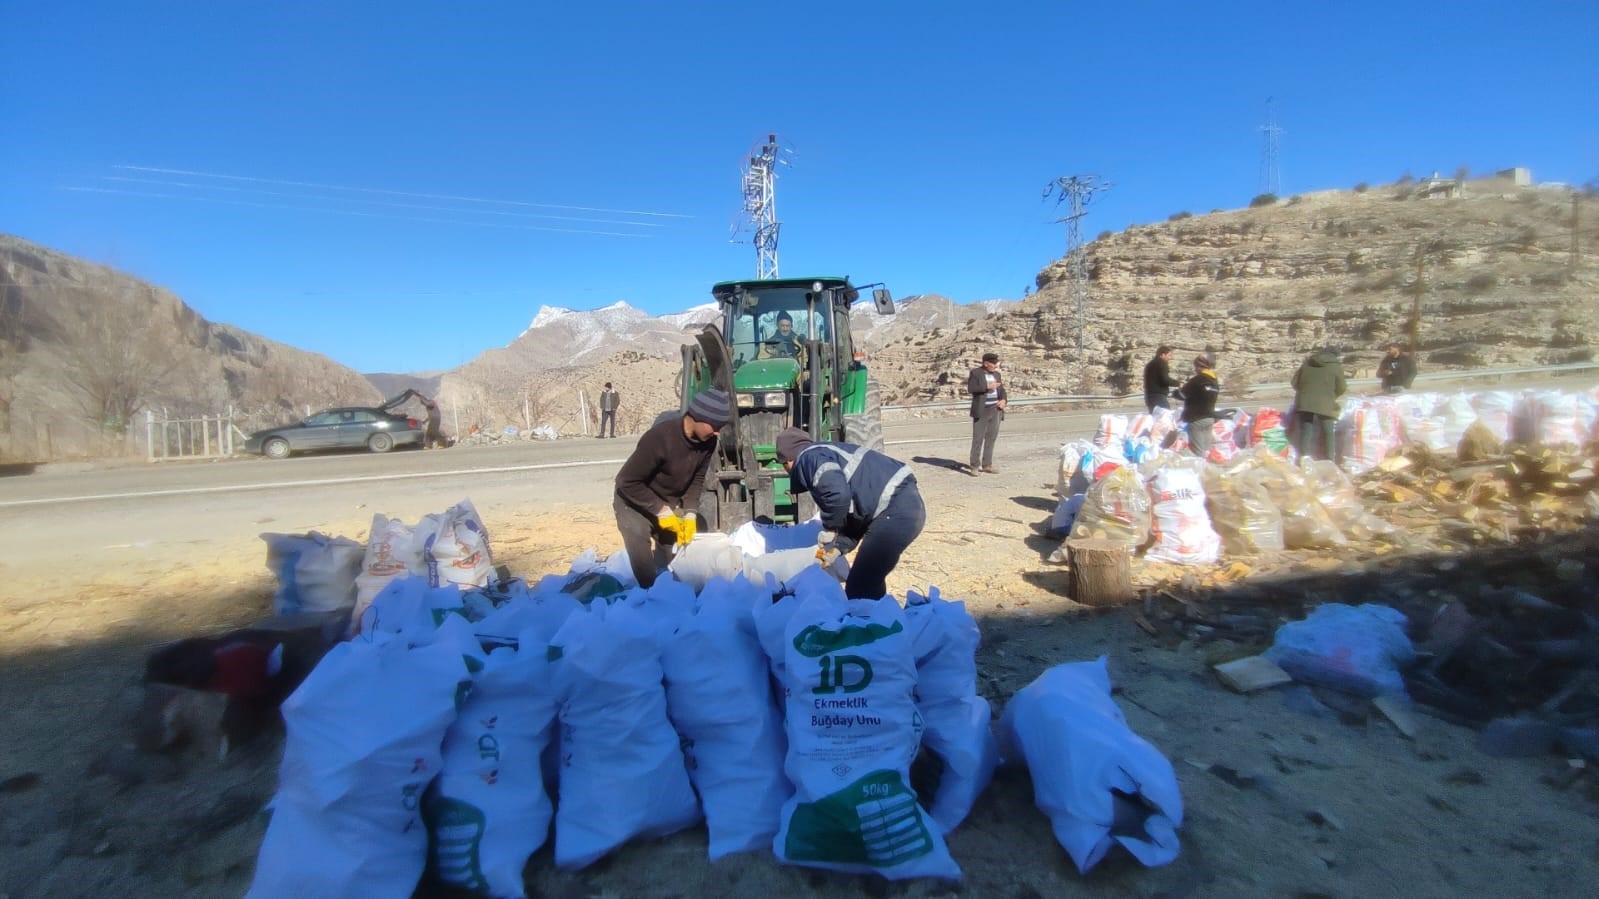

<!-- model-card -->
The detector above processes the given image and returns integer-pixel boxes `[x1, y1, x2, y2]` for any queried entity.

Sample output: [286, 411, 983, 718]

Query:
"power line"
[1042, 174, 1112, 358]
[112, 165, 693, 219]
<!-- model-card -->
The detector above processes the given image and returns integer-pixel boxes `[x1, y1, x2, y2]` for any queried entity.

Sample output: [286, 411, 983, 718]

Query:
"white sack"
[248, 619, 478, 898]
[659, 575, 790, 859]
[769, 592, 960, 880]
[731, 519, 825, 556]
[352, 514, 430, 631]
[421, 499, 495, 589]
[427, 633, 559, 897]
[667, 532, 746, 592]
[903, 588, 998, 833]
[548, 603, 699, 869]
[998, 658, 1183, 874]
[1143, 459, 1220, 566]
[262, 531, 364, 616]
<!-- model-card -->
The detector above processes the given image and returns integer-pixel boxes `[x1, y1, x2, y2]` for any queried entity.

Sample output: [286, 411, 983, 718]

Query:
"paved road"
[1, 368, 1587, 583]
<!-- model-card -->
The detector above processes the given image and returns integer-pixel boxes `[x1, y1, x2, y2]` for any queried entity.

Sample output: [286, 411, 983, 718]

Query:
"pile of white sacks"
[247, 507, 1184, 897]
[1054, 385, 1596, 567]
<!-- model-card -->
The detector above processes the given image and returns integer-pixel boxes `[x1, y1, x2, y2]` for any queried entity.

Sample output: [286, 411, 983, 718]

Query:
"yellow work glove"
[657, 512, 683, 541]
[815, 529, 840, 564]
[676, 512, 698, 544]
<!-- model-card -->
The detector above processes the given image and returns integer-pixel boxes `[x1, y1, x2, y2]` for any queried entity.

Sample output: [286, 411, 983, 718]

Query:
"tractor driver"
[758, 311, 805, 361]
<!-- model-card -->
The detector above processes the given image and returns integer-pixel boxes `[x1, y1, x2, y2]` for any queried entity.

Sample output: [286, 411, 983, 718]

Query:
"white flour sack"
[1143, 459, 1220, 566]
[903, 588, 998, 834]
[771, 594, 960, 880]
[425, 631, 560, 898]
[999, 658, 1183, 875]
[659, 575, 790, 859]
[421, 499, 495, 589]
[248, 618, 479, 898]
[352, 513, 429, 632]
[548, 603, 699, 870]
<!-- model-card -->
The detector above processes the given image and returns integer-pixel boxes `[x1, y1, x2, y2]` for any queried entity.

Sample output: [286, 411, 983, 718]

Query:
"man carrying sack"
[775, 427, 926, 600]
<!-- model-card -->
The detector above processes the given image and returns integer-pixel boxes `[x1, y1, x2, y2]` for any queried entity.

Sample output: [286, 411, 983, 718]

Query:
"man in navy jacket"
[775, 427, 926, 600]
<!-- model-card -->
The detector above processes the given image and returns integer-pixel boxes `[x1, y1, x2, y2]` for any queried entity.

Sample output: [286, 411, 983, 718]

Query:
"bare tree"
[61, 287, 184, 436]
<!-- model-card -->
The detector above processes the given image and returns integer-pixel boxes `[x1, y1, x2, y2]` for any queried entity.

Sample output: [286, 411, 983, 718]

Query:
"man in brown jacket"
[966, 352, 1007, 474]
[613, 389, 732, 588]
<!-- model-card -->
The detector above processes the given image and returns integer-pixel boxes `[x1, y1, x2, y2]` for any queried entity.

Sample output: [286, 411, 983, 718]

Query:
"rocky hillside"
[866, 176, 1599, 405]
[0, 235, 381, 460]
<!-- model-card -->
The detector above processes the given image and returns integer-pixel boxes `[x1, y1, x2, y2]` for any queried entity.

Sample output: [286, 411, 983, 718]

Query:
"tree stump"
[1066, 537, 1135, 606]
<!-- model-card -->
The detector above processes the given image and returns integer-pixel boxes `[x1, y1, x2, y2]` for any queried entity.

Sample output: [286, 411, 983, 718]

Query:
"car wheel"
[263, 438, 291, 460]
[368, 433, 394, 453]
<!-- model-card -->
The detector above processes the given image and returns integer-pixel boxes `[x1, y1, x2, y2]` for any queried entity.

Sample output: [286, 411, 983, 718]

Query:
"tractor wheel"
[843, 377, 885, 452]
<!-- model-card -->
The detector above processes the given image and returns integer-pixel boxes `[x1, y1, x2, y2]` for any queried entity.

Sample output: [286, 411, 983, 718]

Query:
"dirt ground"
[3, 452, 1599, 898]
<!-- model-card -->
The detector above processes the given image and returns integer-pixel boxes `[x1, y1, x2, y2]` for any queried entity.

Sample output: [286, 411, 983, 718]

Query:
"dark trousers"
[844, 486, 926, 600]
[1295, 411, 1337, 461]
[613, 494, 677, 588]
[600, 409, 617, 437]
[1145, 395, 1171, 414]
[969, 407, 1002, 469]
[1186, 417, 1215, 459]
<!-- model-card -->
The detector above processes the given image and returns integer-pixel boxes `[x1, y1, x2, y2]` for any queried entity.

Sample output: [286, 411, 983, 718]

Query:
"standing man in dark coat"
[598, 382, 620, 438]
[613, 389, 732, 588]
[776, 427, 926, 601]
[1178, 355, 1221, 458]
[966, 352, 1007, 475]
[1376, 343, 1417, 394]
[1291, 348, 1347, 461]
[1143, 346, 1180, 413]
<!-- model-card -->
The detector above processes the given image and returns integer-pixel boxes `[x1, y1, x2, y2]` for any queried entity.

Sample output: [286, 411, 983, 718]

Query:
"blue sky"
[4, 1, 1596, 373]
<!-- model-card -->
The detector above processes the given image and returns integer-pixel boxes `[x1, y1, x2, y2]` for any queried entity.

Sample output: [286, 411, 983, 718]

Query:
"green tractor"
[681, 276, 894, 532]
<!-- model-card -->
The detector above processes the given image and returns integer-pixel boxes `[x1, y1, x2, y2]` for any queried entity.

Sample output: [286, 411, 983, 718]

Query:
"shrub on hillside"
[1168, 211, 1193, 221]
[1249, 193, 1278, 208]
[1354, 182, 1370, 193]
[1464, 273, 1496, 294]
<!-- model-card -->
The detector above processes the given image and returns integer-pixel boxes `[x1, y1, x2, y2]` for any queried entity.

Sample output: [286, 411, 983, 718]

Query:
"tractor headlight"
[736, 393, 756, 409]
[762, 392, 788, 408]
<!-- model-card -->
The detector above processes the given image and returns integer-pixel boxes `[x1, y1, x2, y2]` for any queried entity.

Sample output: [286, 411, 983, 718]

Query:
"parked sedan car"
[244, 407, 424, 459]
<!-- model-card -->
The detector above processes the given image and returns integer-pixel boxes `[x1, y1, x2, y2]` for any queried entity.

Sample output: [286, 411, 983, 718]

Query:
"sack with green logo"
[549, 602, 700, 869]
[425, 629, 559, 897]
[653, 574, 790, 859]
[248, 617, 479, 898]
[999, 657, 1183, 874]
[770, 592, 961, 880]
[904, 588, 998, 834]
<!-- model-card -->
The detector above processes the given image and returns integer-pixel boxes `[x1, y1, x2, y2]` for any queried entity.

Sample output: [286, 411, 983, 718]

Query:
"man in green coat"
[1290, 348, 1347, 461]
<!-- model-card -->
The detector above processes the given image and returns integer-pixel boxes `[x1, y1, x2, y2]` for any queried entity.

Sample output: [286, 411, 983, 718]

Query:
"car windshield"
[726, 287, 829, 368]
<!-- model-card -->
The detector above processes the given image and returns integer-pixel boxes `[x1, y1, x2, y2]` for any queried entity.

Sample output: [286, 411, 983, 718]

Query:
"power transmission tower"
[1043, 175, 1111, 358]
[1259, 97, 1283, 197]
[731, 133, 790, 279]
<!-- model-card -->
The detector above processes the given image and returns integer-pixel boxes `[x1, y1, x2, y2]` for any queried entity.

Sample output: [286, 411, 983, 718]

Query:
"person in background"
[613, 389, 732, 588]
[1178, 355, 1221, 458]
[419, 395, 444, 449]
[775, 427, 926, 601]
[599, 382, 620, 438]
[1143, 345, 1180, 413]
[966, 351, 1007, 475]
[1377, 343, 1417, 394]
[1292, 347, 1347, 461]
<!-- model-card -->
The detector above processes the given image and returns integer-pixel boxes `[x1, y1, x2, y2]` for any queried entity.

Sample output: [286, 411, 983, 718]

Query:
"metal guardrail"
[880, 361, 1599, 414]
